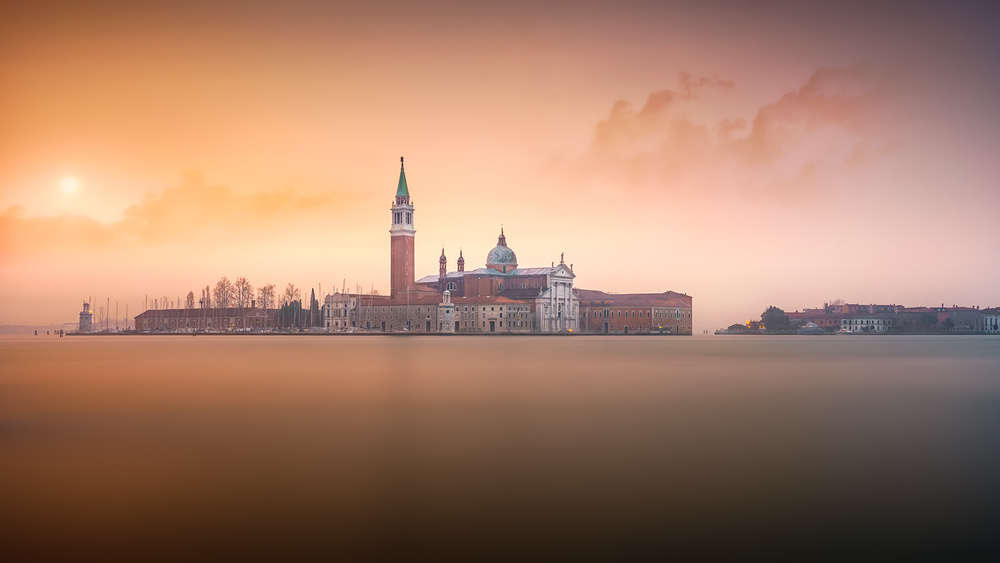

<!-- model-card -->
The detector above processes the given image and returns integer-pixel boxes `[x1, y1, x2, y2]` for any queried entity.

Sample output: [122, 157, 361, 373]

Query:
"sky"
[2, 0, 999, 330]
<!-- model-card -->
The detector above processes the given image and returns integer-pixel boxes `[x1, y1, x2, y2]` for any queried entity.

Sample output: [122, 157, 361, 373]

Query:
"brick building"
[135, 306, 270, 332]
[578, 290, 693, 334]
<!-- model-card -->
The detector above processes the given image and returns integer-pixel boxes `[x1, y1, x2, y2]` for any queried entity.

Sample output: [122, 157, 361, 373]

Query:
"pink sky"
[2, 0, 998, 330]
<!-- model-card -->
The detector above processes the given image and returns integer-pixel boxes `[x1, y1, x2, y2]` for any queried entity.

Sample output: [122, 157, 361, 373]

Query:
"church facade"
[323, 158, 691, 334]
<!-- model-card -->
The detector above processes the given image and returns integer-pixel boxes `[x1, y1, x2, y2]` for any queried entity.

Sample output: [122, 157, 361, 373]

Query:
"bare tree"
[257, 283, 276, 311]
[186, 291, 195, 309]
[213, 277, 234, 309]
[282, 283, 301, 307]
[202, 285, 211, 308]
[234, 277, 254, 309]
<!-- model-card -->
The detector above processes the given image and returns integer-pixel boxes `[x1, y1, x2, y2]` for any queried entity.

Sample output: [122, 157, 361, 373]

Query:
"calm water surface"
[2, 335, 999, 560]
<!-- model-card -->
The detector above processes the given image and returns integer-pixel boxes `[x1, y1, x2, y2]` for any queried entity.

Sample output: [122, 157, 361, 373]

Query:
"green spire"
[396, 156, 409, 197]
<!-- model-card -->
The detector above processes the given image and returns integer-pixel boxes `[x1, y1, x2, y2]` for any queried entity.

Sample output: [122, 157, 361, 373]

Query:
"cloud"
[737, 65, 888, 165]
[118, 171, 341, 243]
[580, 66, 899, 201]
[1, 205, 116, 263]
[0, 173, 347, 263]
[594, 72, 735, 151]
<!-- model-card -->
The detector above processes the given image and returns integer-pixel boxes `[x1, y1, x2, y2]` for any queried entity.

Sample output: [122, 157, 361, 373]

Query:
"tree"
[234, 277, 254, 309]
[257, 283, 276, 311]
[202, 285, 211, 308]
[278, 300, 304, 329]
[920, 312, 938, 326]
[213, 277, 234, 309]
[829, 298, 845, 306]
[282, 283, 301, 307]
[761, 306, 790, 331]
[309, 288, 320, 327]
[185, 291, 195, 309]
[943, 318, 955, 331]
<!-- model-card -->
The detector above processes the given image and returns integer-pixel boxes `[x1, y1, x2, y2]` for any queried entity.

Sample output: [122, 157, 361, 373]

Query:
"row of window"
[455, 320, 531, 329]
[138, 317, 264, 330]
[591, 309, 691, 319]
[444, 281, 540, 291]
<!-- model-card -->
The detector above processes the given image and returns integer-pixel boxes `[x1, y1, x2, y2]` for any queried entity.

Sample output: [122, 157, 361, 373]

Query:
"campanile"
[389, 157, 415, 298]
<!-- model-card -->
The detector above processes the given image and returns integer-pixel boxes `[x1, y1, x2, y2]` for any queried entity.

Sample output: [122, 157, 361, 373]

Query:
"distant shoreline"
[62, 331, 686, 337]
[56, 331, 995, 338]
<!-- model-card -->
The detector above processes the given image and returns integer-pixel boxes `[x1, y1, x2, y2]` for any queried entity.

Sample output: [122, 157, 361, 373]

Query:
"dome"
[486, 228, 518, 270]
[487, 245, 517, 265]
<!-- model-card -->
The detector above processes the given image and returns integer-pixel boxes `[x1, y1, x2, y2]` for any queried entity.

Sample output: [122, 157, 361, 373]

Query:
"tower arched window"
[446, 282, 457, 291]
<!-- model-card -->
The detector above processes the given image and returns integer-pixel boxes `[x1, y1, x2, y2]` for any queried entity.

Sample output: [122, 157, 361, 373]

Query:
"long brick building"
[135, 306, 270, 332]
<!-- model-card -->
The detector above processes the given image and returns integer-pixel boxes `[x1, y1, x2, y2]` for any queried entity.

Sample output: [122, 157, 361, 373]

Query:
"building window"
[498, 283, 504, 290]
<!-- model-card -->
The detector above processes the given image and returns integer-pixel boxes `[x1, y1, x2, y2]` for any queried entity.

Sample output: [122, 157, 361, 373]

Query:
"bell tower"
[390, 157, 415, 298]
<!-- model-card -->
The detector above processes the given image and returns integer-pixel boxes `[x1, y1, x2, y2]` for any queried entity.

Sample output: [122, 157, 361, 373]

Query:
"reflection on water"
[2, 335, 999, 559]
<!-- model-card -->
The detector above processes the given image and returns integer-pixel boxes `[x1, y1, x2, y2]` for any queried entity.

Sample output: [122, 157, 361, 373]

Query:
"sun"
[60, 176, 79, 194]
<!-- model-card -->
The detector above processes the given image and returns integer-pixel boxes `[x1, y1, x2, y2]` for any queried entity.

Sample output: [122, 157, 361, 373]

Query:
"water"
[2, 335, 999, 560]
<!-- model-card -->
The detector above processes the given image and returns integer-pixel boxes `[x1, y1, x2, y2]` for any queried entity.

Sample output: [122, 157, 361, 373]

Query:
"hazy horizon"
[3, 0, 999, 330]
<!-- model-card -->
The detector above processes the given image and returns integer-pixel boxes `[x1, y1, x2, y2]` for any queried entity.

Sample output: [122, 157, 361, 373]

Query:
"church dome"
[487, 245, 517, 265]
[486, 228, 518, 270]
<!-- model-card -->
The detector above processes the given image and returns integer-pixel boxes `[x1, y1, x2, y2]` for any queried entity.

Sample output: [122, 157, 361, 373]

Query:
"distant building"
[838, 303, 903, 315]
[78, 302, 93, 333]
[718, 323, 756, 335]
[786, 305, 844, 330]
[577, 290, 693, 335]
[983, 308, 1000, 334]
[841, 317, 892, 333]
[135, 305, 270, 332]
[771, 302, 998, 335]
[946, 307, 983, 332]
